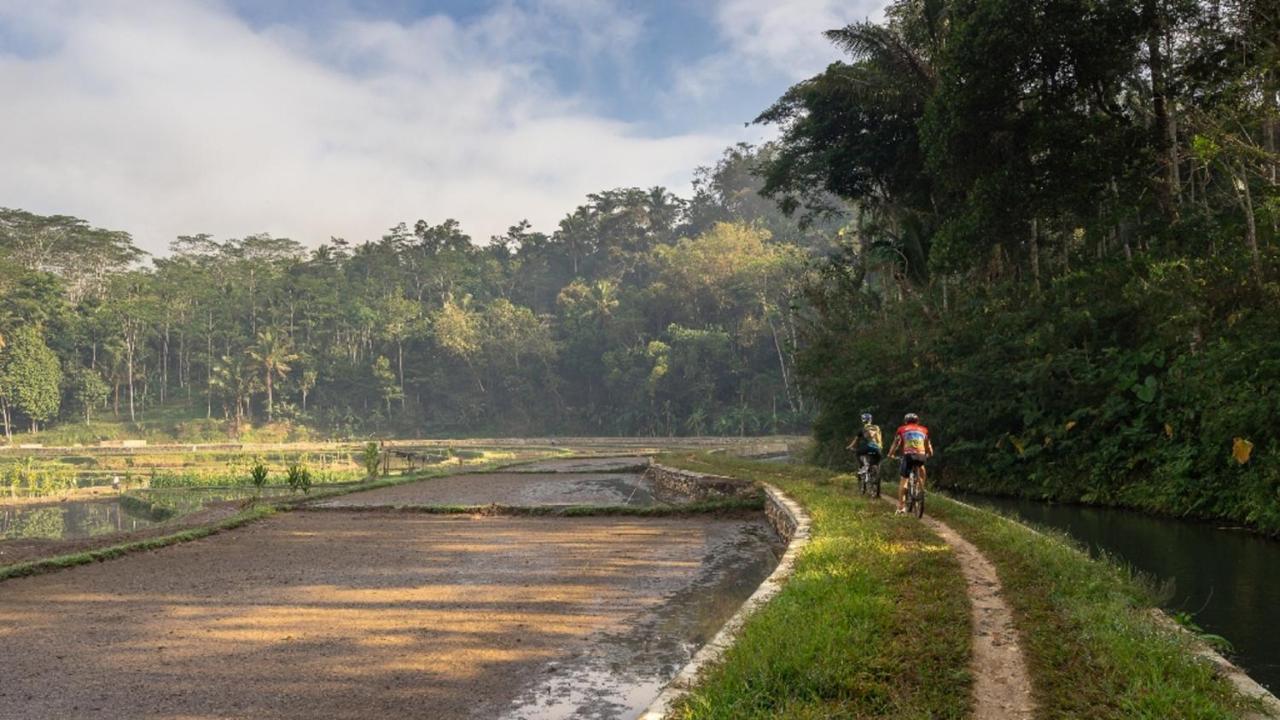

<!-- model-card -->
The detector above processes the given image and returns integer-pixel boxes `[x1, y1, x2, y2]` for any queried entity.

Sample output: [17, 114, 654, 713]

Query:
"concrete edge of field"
[942, 493, 1280, 718]
[637, 476, 811, 720]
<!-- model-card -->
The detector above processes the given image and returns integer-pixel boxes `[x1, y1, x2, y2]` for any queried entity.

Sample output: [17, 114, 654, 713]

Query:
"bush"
[362, 442, 380, 479]
[249, 462, 269, 495]
[285, 463, 312, 494]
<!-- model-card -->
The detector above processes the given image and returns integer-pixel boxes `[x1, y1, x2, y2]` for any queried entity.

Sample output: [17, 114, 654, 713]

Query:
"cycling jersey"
[859, 424, 883, 453]
[896, 423, 930, 457]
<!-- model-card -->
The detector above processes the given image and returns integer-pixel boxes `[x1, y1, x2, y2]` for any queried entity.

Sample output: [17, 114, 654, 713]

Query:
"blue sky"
[0, 0, 884, 252]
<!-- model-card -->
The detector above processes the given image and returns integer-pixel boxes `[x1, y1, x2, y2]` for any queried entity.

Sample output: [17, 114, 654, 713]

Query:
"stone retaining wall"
[638, 472, 811, 719]
[643, 464, 757, 504]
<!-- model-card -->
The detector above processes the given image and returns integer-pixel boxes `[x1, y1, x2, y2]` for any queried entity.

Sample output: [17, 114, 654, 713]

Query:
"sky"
[0, 0, 885, 254]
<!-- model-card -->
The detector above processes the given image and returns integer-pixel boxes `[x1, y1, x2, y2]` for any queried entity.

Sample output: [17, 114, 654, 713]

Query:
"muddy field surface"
[0, 512, 779, 720]
[316, 472, 658, 508]
[508, 456, 651, 473]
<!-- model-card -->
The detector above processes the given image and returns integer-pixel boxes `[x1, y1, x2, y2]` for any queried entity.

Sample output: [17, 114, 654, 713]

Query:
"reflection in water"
[1, 499, 161, 541]
[950, 492, 1280, 692]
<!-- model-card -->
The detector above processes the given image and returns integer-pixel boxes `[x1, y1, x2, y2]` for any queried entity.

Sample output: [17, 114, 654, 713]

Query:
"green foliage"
[0, 325, 62, 433]
[248, 462, 269, 493]
[285, 463, 312, 494]
[3, 154, 824, 440]
[362, 442, 380, 479]
[3, 458, 77, 497]
[65, 366, 109, 424]
[801, 251, 1280, 533]
[761, 0, 1280, 532]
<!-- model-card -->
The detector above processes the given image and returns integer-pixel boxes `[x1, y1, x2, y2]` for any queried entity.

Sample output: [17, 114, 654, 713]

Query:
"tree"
[67, 366, 109, 424]
[372, 356, 402, 416]
[210, 354, 255, 433]
[105, 272, 158, 423]
[247, 330, 299, 423]
[378, 292, 423, 396]
[0, 325, 62, 435]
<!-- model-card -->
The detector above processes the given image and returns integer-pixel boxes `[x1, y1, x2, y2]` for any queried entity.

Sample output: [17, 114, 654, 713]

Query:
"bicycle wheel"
[913, 474, 925, 518]
[871, 468, 880, 498]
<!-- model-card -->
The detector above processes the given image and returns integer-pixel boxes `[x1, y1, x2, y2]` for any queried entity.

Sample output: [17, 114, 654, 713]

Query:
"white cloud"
[675, 0, 886, 104]
[0, 0, 726, 253]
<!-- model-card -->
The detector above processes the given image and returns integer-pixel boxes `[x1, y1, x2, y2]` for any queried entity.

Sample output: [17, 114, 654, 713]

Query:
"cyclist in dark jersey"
[846, 413, 883, 467]
[887, 412, 933, 514]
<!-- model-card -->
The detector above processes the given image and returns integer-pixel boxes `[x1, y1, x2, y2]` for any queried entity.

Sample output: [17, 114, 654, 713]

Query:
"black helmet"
[904, 412, 919, 424]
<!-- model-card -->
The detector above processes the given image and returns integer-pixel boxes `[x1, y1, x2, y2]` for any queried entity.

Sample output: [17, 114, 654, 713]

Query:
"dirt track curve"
[883, 495, 1036, 719]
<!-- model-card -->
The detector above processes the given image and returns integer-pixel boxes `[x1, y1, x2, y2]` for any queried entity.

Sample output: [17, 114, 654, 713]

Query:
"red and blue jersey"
[896, 423, 930, 456]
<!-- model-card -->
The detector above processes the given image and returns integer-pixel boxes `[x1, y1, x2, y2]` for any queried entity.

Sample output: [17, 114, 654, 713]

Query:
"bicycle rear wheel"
[913, 474, 925, 518]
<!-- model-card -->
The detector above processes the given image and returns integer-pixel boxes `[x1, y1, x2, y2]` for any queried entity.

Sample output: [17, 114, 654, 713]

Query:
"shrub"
[249, 462, 269, 496]
[285, 463, 312, 494]
[362, 442, 380, 479]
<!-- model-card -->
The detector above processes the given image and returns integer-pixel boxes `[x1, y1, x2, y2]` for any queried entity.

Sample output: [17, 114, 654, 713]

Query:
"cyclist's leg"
[897, 455, 910, 512]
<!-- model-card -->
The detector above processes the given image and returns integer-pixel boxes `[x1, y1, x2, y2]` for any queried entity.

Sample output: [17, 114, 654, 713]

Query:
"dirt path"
[882, 495, 1036, 719]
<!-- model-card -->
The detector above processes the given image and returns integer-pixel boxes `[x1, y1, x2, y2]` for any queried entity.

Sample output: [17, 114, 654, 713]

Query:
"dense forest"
[776, 0, 1280, 532]
[0, 146, 836, 442]
[2, 0, 1277, 531]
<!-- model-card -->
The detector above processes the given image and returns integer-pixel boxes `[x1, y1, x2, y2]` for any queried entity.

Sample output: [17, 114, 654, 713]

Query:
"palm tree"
[247, 330, 299, 423]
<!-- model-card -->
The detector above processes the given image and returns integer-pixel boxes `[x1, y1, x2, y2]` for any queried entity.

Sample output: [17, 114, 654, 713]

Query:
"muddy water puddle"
[499, 519, 783, 720]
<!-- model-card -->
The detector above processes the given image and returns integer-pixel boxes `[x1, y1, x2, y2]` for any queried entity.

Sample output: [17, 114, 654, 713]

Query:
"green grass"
[659, 453, 972, 720]
[924, 495, 1254, 719]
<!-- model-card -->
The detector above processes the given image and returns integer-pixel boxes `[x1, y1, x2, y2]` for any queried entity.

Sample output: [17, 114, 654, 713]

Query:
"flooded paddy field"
[0, 511, 780, 720]
[316, 471, 658, 508]
[2, 496, 166, 541]
[508, 456, 651, 473]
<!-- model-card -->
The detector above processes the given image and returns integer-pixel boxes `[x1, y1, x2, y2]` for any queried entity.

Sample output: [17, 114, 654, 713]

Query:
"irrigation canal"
[949, 491, 1280, 692]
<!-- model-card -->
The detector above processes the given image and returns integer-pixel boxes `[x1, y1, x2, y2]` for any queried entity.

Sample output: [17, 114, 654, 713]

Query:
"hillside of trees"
[775, 0, 1279, 532]
[0, 147, 839, 443]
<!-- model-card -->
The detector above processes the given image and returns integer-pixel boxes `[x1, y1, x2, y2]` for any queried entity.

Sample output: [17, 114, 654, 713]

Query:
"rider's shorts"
[900, 453, 927, 478]
[857, 445, 882, 464]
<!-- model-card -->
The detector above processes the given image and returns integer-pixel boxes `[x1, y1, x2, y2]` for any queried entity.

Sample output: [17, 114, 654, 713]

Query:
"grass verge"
[658, 452, 972, 719]
[922, 494, 1255, 719]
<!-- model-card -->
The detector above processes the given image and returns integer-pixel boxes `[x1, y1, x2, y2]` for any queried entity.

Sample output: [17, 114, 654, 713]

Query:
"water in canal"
[949, 491, 1280, 692]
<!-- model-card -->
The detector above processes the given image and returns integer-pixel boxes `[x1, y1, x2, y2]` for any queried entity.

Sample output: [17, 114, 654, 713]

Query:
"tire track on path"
[882, 494, 1036, 718]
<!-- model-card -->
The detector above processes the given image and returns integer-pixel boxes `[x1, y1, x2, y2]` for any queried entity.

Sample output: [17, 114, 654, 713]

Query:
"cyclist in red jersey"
[887, 412, 934, 514]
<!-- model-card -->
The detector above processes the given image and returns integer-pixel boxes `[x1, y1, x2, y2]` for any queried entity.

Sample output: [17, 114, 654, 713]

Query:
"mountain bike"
[905, 464, 925, 518]
[857, 455, 880, 498]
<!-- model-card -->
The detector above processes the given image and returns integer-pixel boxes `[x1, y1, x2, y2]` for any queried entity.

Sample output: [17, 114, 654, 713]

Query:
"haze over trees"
[0, 146, 834, 440]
